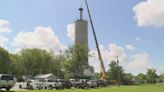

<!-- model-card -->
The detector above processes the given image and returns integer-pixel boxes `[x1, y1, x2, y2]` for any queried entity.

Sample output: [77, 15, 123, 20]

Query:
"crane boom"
[85, 0, 107, 80]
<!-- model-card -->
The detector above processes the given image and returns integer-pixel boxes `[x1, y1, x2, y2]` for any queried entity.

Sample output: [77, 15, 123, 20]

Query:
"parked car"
[79, 79, 89, 88]
[0, 74, 16, 91]
[60, 80, 72, 89]
[41, 79, 62, 89]
[87, 80, 98, 88]
[69, 79, 88, 89]
[97, 80, 108, 87]
[19, 79, 42, 90]
[54, 80, 63, 89]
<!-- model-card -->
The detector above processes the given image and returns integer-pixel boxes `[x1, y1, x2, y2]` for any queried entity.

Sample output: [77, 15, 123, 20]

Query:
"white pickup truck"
[41, 79, 62, 89]
[19, 79, 43, 90]
[0, 74, 16, 91]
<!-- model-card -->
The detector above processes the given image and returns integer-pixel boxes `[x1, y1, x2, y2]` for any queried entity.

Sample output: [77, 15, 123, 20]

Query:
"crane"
[85, 0, 107, 80]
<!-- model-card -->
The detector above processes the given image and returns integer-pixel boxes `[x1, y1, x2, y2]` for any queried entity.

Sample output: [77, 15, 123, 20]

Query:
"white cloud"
[67, 23, 75, 41]
[89, 44, 152, 74]
[88, 45, 110, 73]
[135, 37, 153, 44]
[89, 44, 128, 63]
[0, 35, 8, 47]
[136, 37, 143, 41]
[0, 19, 11, 49]
[108, 44, 128, 64]
[0, 19, 12, 33]
[89, 44, 128, 72]
[14, 48, 22, 54]
[13, 26, 66, 51]
[89, 45, 111, 63]
[128, 52, 151, 69]
[91, 62, 100, 73]
[125, 44, 135, 51]
[133, 0, 164, 27]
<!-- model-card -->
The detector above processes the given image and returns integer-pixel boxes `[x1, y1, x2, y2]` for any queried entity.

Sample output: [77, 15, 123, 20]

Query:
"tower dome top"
[79, 7, 83, 20]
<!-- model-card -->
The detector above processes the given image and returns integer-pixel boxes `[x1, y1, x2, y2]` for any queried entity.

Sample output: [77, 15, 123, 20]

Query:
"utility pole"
[58, 50, 63, 79]
[116, 56, 120, 87]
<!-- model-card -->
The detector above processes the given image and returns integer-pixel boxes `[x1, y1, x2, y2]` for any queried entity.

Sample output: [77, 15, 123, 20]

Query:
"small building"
[34, 73, 57, 80]
[83, 66, 95, 77]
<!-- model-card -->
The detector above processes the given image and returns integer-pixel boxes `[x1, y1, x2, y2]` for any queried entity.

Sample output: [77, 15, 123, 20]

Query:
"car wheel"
[49, 85, 53, 89]
[38, 87, 41, 90]
[6, 87, 11, 91]
[29, 85, 33, 90]
[56, 87, 59, 90]
[19, 85, 22, 89]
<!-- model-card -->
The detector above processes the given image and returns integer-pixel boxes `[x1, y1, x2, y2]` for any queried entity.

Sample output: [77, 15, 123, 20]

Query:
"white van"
[0, 74, 16, 91]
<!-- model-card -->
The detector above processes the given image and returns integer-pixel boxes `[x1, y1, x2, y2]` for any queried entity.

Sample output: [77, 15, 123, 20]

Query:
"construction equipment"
[85, 0, 107, 80]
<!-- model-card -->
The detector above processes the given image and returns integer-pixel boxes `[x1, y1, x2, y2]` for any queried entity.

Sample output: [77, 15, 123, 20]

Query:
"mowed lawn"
[13, 84, 164, 92]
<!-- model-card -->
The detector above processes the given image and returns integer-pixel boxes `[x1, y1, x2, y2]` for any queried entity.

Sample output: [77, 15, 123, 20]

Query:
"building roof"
[34, 73, 57, 79]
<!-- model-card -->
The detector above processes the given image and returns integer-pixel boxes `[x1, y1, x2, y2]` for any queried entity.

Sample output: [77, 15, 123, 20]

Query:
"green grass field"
[12, 84, 164, 92]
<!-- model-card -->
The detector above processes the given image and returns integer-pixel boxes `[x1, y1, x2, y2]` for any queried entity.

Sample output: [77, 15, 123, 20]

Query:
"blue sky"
[0, 0, 164, 75]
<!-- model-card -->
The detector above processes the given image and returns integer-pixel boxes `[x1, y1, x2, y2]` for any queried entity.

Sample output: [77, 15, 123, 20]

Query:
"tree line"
[0, 47, 164, 84]
[0, 46, 89, 80]
[105, 61, 164, 84]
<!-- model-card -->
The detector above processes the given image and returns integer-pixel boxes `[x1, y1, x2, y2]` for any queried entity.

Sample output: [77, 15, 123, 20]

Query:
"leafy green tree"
[18, 48, 56, 76]
[123, 73, 133, 81]
[0, 47, 11, 74]
[122, 73, 134, 85]
[135, 73, 146, 80]
[107, 61, 124, 83]
[9, 54, 23, 76]
[159, 73, 164, 82]
[62, 46, 88, 79]
[95, 73, 100, 80]
[61, 47, 74, 79]
[52, 52, 65, 79]
[160, 74, 164, 79]
[146, 68, 158, 83]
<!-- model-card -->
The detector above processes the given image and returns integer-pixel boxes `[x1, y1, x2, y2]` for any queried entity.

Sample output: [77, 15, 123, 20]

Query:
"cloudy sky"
[0, 0, 164, 75]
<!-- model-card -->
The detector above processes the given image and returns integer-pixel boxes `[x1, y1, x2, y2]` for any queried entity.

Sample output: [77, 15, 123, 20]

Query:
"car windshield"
[47, 80, 54, 82]
[33, 80, 40, 82]
[1, 75, 14, 80]
[28, 80, 39, 83]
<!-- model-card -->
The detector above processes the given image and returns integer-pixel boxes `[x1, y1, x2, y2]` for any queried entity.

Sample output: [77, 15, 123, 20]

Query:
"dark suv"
[60, 80, 72, 89]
